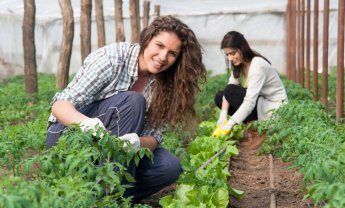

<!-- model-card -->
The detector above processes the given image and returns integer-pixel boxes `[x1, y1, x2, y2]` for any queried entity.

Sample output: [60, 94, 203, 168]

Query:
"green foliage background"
[1, 68, 345, 207]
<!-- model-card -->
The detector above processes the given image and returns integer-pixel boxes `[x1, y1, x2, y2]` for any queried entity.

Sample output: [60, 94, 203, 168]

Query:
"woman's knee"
[160, 153, 182, 183]
[214, 91, 224, 108]
[46, 123, 66, 148]
[224, 84, 240, 92]
[116, 91, 146, 114]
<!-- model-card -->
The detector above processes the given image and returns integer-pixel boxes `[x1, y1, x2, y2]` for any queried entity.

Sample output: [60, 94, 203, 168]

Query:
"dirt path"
[228, 129, 316, 208]
[142, 129, 317, 207]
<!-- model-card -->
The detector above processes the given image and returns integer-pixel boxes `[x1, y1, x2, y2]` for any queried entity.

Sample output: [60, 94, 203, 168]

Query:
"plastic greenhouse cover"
[0, 0, 341, 79]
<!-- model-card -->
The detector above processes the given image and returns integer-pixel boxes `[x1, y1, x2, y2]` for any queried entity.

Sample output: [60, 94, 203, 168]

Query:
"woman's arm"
[52, 100, 89, 126]
[221, 97, 230, 111]
[140, 136, 158, 151]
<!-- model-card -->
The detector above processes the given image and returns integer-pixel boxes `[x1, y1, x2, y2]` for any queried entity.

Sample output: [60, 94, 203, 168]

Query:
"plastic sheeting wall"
[0, 0, 340, 80]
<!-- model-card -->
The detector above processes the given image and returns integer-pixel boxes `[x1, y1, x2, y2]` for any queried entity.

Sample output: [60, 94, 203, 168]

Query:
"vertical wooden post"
[80, 0, 92, 63]
[130, 0, 140, 43]
[322, 0, 329, 108]
[22, 0, 38, 96]
[115, 0, 125, 42]
[143, 0, 150, 28]
[286, 0, 291, 79]
[153, 5, 160, 18]
[57, 0, 74, 90]
[300, 0, 305, 87]
[313, 0, 319, 101]
[297, 0, 301, 84]
[305, 0, 311, 90]
[95, 0, 106, 48]
[336, 0, 345, 122]
[291, 0, 297, 82]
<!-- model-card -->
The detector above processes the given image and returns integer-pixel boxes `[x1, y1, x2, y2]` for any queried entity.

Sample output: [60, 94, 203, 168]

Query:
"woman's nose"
[159, 51, 168, 61]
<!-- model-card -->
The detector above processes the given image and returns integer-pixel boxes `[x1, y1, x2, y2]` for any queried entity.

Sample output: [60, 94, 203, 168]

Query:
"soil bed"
[142, 129, 318, 208]
[228, 129, 316, 208]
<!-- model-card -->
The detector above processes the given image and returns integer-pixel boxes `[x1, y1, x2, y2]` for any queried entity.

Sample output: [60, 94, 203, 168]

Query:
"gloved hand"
[80, 118, 106, 138]
[119, 133, 141, 151]
[217, 110, 228, 126]
[212, 118, 236, 138]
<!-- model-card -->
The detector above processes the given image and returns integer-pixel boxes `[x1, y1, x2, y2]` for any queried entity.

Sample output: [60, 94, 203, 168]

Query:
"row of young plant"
[156, 72, 248, 207]
[251, 77, 345, 208]
[0, 75, 56, 177]
[159, 121, 245, 208]
[5, 71, 343, 207]
[0, 73, 231, 207]
[1, 126, 154, 207]
[0, 75, 152, 207]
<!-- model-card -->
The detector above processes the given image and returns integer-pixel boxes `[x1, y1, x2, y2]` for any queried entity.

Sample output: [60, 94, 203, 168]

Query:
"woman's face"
[223, 48, 243, 67]
[139, 31, 182, 75]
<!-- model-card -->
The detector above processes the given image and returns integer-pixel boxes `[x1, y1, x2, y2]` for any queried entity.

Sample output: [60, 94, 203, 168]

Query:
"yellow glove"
[212, 118, 236, 138]
[212, 125, 231, 137]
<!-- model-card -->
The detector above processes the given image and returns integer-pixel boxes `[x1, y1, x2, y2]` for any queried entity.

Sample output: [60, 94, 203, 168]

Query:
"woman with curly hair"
[46, 15, 206, 202]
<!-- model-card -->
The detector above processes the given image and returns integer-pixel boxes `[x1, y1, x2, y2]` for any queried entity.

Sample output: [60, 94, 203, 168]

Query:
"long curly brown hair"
[139, 15, 206, 131]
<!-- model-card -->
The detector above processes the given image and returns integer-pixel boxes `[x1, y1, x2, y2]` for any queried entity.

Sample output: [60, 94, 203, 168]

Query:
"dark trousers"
[46, 91, 182, 202]
[214, 84, 258, 123]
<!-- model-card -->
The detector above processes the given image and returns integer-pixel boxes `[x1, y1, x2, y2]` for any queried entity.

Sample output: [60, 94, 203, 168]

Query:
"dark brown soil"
[141, 129, 317, 208]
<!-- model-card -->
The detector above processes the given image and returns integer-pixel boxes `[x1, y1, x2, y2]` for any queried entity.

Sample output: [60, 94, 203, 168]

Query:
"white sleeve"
[231, 65, 266, 123]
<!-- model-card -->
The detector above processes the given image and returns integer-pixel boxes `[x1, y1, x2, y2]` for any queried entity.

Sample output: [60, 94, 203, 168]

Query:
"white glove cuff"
[219, 110, 228, 119]
[225, 118, 236, 129]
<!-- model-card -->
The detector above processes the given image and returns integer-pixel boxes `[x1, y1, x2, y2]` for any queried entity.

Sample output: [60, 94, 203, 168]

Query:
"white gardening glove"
[217, 110, 228, 126]
[221, 118, 236, 131]
[118, 133, 141, 151]
[80, 118, 106, 138]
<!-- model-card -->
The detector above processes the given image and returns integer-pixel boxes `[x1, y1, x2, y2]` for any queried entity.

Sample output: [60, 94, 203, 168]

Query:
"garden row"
[1, 71, 344, 207]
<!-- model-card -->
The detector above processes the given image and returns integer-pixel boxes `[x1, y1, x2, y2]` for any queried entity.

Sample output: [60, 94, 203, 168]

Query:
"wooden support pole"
[322, 0, 329, 108]
[143, 0, 150, 28]
[291, 0, 297, 82]
[95, 0, 106, 48]
[80, 0, 92, 63]
[336, 0, 345, 122]
[153, 5, 160, 18]
[286, 0, 291, 79]
[130, 0, 140, 43]
[306, 0, 311, 90]
[300, 0, 305, 87]
[297, 0, 301, 84]
[313, 0, 319, 101]
[22, 0, 38, 96]
[115, 0, 125, 42]
[57, 0, 74, 89]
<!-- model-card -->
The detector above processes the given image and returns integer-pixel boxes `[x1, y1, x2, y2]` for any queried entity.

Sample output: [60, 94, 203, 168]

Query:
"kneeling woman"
[46, 16, 206, 202]
[214, 31, 288, 133]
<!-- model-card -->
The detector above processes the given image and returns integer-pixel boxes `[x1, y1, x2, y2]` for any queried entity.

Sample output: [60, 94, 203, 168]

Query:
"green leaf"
[228, 186, 244, 199]
[211, 187, 229, 207]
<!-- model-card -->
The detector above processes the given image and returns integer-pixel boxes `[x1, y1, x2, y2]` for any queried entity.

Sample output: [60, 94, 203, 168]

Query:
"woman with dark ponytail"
[213, 31, 288, 137]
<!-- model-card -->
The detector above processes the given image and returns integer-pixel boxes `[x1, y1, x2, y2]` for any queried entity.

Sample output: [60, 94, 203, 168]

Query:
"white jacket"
[229, 57, 288, 123]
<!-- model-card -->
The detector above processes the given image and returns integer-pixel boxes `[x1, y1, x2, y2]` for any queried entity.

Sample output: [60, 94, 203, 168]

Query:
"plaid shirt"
[48, 42, 164, 143]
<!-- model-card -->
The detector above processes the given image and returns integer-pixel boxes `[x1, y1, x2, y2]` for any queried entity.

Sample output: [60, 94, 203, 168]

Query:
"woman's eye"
[157, 43, 164, 49]
[169, 52, 178, 57]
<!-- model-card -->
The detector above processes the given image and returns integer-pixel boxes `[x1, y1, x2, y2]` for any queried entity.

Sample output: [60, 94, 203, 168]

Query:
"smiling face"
[138, 31, 182, 75]
[223, 48, 243, 67]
